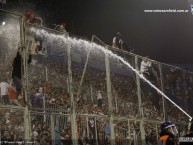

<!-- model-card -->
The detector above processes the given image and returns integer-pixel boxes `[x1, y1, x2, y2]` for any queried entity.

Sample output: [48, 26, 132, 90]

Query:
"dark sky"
[49, 0, 193, 64]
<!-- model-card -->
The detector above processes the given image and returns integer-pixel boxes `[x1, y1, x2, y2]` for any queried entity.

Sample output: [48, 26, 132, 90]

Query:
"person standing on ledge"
[112, 32, 123, 49]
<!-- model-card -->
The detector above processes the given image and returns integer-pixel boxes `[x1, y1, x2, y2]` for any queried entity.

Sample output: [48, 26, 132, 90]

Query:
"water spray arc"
[30, 27, 192, 122]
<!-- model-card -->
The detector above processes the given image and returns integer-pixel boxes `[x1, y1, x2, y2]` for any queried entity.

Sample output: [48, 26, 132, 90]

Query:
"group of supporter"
[0, 48, 193, 144]
[0, 108, 25, 143]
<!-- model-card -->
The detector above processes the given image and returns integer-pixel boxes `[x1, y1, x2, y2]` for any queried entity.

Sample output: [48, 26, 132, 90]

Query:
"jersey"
[158, 135, 177, 145]
[158, 135, 169, 145]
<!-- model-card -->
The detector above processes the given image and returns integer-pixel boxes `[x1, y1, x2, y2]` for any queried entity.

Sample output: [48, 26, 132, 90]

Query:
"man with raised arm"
[12, 46, 32, 105]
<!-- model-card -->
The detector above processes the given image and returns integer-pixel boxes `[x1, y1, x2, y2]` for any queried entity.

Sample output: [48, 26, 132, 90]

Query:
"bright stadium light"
[2, 21, 6, 25]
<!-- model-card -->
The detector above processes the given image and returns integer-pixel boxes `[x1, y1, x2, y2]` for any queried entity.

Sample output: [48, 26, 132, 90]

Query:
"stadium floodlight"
[2, 21, 5, 25]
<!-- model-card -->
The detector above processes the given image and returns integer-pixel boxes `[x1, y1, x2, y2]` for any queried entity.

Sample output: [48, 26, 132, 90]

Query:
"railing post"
[43, 94, 46, 122]
[45, 66, 48, 81]
[86, 116, 90, 138]
[134, 56, 145, 145]
[159, 63, 166, 121]
[67, 45, 78, 145]
[115, 94, 118, 113]
[19, 16, 31, 144]
[50, 115, 55, 145]
[94, 117, 99, 145]
[67, 77, 69, 93]
[76, 35, 94, 98]
[155, 123, 159, 141]
[105, 46, 115, 145]
[128, 120, 131, 145]
[90, 84, 93, 103]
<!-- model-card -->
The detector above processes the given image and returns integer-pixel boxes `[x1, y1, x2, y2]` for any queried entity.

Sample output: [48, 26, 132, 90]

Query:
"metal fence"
[0, 9, 192, 145]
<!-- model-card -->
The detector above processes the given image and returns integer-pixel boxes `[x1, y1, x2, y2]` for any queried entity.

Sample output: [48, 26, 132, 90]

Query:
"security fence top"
[92, 35, 193, 74]
[30, 111, 71, 116]
[113, 117, 187, 126]
[78, 113, 108, 118]
[0, 8, 23, 17]
[27, 23, 69, 36]
[0, 104, 25, 110]
[78, 114, 187, 126]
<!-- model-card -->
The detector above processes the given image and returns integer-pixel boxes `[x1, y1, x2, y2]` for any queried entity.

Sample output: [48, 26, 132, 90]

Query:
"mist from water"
[0, 18, 20, 50]
[27, 27, 193, 121]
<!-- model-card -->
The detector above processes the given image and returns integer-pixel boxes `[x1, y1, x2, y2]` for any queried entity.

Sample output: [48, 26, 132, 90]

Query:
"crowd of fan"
[0, 48, 192, 145]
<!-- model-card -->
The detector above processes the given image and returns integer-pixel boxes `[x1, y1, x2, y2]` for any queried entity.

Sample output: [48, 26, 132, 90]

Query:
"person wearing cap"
[112, 32, 123, 49]
[158, 121, 178, 145]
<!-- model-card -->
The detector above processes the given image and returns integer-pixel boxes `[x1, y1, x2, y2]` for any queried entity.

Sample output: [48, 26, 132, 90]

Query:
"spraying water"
[0, 19, 20, 45]
[29, 27, 192, 121]
[0, 18, 20, 60]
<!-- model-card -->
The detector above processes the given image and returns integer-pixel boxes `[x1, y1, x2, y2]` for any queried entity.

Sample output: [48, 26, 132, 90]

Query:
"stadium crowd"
[0, 12, 192, 144]
[0, 45, 192, 144]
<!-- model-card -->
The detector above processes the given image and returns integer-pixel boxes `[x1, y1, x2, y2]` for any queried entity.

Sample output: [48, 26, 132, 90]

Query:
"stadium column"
[77, 35, 93, 99]
[76, 43, 91, 99]
[67, 44, 78, 145]
[86, 116, 90, 138]
[94, 117, 99, 145]
[134, 56, 146, 145]
[159, 64, 166, 121]
[50, 115, 55, 145]
[155, 123, 159, 141]
[128, 120, 131, 144]
[105, 46, 115, 145]
[90, 84, 93, 103]
[20, 16, 31, 144]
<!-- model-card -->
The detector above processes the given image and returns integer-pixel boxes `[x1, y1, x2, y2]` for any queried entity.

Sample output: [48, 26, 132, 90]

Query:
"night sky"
[50, 0, 193, 64]
[10, 0, 193, 64]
